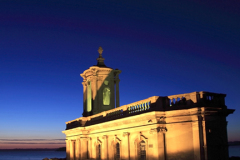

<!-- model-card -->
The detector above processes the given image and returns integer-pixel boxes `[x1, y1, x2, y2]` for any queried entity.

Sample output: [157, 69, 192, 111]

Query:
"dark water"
[229, 145, 240, 157]
[0, 146, 239, 160]
[0, 150, 66, 160]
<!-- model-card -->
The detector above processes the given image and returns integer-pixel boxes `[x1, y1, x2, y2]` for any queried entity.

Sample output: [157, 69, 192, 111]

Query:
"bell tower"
[80, 47, 121, 116]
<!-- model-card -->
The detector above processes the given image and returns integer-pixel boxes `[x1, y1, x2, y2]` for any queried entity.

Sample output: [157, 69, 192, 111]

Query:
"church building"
[63, 47, 234, 160]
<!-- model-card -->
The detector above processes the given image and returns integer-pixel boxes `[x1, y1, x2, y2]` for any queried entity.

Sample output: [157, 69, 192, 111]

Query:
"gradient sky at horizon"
[0, 0, 240, 149]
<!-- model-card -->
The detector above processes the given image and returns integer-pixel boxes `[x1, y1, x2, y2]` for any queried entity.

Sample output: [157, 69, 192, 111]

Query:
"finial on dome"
[96, 46, 106, 67]
[98, 46, 103, 56]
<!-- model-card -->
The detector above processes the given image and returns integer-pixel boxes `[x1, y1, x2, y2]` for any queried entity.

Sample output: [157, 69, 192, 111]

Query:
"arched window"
[140, 140, 146, 160]
[87, 80, 92, 112]
[103, 87, 110, 105]
[116, 142, 120, 160]
[97, 144, 101, 160]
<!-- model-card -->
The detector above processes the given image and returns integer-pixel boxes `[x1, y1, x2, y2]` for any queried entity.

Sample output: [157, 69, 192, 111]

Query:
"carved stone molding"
[114, 135, 121, 142]
[102, 135, 108, 139]
[123, 132, 130, 137]
[157, 116, 166, 124]
[140, 132, 148, 140]
[82, 82, 87, 86]
[80, 137, 88, 141]
[150, 126, 167, 134]
[87, 137, 92, 141]
[91, 68, 98, 76]
[97, 137, 102, 144]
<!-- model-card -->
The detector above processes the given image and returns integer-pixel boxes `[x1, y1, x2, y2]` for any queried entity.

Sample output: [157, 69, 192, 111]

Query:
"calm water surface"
[0, 146, 239, 160]
[229, 145, 240, 157]
[0, 150, 66, 160]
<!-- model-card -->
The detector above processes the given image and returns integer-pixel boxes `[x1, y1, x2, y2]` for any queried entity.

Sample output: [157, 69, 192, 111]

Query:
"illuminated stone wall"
[63, 92, 234, 160]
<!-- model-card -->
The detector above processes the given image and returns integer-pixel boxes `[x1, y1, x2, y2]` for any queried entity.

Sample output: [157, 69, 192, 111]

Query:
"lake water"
[0, 150, 66, 160]
[0, 146, 239, 160]
[229, 146, 240, 157]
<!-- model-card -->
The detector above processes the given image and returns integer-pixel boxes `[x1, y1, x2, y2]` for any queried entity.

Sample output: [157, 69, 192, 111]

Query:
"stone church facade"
[63, 47, 234, 160]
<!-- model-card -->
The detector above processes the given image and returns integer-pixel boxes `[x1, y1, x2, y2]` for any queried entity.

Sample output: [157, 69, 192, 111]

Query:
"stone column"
[82, 81, 87, 114]
[109, 77, 115, 110]
[150, 127, 167, 160]
[192, 120, 201, 160]
[114, 70, 121, 108]
[66, 140, 70, 160]
[69, 140, 75, 160]
[123, 132, 130, 160]
[92, 76, 98, 114]
[75, 139, 80, 160]
[107, 135, 114, 160]
[201, 120, 208, 160]
[102, 135, 108, 160]
[129, 133, 136, 160]
[97, 76, 103, 111]
[80, 137, 88, 160]
[88, 137, 92, 159]
[161, 129, 167, 160]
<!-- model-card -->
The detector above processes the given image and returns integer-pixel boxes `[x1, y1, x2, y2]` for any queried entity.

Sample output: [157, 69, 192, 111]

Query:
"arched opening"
[87, 80, 92, 112]
[103, 87, 110, 105]
[140, 140, 146, 160]
[116, 142, 120, 160]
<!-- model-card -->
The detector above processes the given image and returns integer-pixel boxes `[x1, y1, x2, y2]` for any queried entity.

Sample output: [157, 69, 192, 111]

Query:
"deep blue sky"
[0, 0, 239, 149]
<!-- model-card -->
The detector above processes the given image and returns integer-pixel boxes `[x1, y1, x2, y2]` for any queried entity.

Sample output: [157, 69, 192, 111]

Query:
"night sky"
[0, 0, 240, 149]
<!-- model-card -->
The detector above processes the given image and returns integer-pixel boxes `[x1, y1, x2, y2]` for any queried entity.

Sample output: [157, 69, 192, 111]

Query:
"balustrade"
[167, 91, 226, 108]
[66, 92, 226, 130]
[128, 101, 151, 114]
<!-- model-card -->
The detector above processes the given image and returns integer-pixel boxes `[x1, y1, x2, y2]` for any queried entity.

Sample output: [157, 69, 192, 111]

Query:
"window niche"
[103, 80, 110, 105]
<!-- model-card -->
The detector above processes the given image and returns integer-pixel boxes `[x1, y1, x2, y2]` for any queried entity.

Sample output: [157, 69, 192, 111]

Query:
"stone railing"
[66, 96, 158, 129]
[66, 92, 226, 129]
[166, 91, 226, 108]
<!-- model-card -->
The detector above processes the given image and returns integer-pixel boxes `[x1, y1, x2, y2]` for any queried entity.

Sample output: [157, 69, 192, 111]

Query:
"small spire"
[96, 46, 106, 67]
[98, 46, 103, 56]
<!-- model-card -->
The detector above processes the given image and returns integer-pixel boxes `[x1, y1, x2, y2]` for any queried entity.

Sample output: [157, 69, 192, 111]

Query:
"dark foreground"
[230, 157, 240, 160]
[42, 157, 239, 160]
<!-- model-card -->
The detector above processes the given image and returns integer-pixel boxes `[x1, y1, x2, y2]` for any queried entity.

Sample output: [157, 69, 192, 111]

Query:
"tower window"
[103, 87, 110, 105]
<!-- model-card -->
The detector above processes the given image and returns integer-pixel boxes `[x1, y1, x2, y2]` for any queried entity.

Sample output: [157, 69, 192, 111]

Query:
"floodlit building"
[62, 47, 234, 160]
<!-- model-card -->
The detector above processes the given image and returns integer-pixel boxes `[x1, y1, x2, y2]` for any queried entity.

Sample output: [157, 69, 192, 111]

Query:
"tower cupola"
[80, 47, 121, 116]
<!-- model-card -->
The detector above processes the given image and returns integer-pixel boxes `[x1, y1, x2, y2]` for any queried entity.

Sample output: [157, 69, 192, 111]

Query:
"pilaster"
[82, 81, 87, 116]
[66, 140, 70, 160]
[107, 135, 114, 160]
[92, 75, 98, 113]
[150, 127, 167, 160]
[123, 132, 130, 160]
[102, 135, 108, 160]
[69, 140, 75, 160]
[88, 137, 92, 159]
[75, 138, 80, 160]
[80, 137, 88, 160]
[192, 120, 201, 160]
